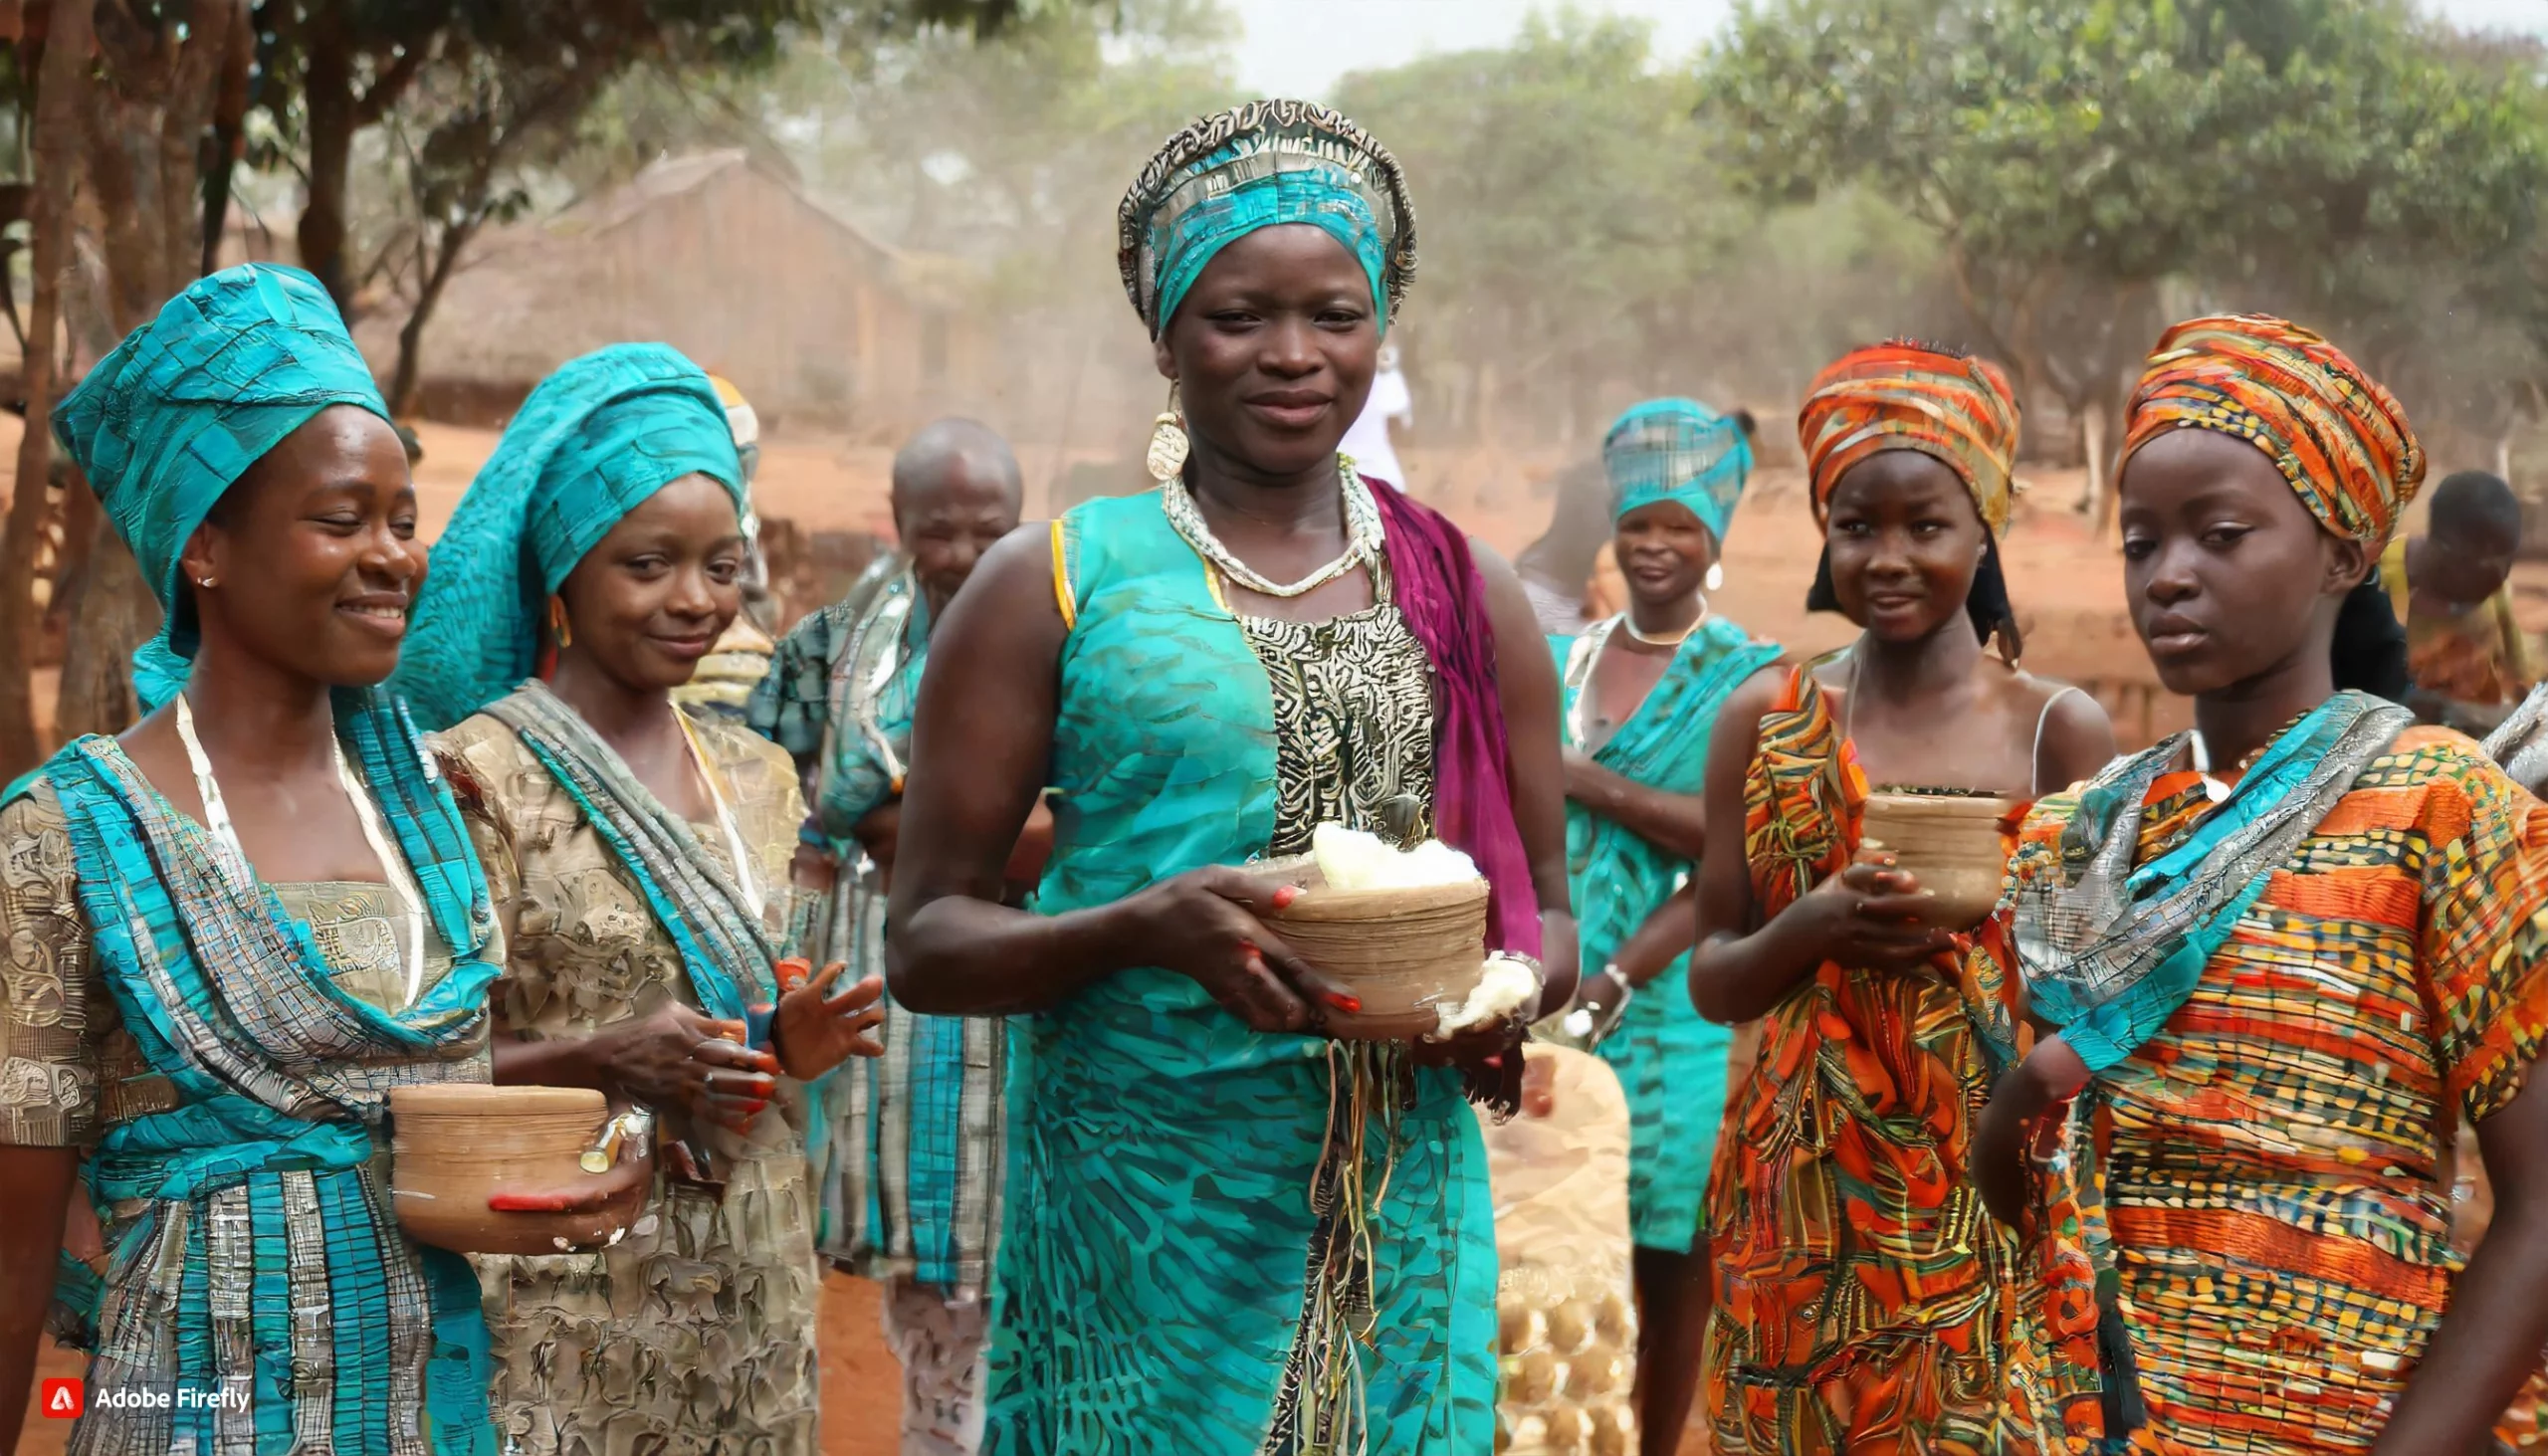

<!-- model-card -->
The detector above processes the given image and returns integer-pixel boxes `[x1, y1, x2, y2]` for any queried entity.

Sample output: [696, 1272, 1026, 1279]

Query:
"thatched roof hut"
[356, 150, 987, 434]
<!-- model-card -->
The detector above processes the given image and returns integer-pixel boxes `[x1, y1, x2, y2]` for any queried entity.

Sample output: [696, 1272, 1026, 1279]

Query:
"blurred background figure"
[1520, 458, 1616, 636]
[674, 373, 780, 724]
[2389, 469, 2532, 731]
[753, 418, 1036, 1456]
[1339, 337, 1413, 489]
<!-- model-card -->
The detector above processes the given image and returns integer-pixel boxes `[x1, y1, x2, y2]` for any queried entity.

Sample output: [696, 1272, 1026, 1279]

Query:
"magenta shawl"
[1373, 480, 1542, 956]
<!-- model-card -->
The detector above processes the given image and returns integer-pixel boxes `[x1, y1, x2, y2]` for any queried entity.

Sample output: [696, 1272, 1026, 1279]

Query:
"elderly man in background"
[747, 416, 1040, 1456]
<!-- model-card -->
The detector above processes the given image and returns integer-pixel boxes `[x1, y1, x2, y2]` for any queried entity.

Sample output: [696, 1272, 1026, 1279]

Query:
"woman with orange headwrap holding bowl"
[1971, 314, 2548, 1455]
[1685, 341, 2115, 1454]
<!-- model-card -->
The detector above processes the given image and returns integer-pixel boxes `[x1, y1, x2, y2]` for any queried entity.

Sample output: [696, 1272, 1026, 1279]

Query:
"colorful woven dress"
[1702, 340, 2063, 1455]
[1991, 728, 2548, 1453]
[1701, 663, 2025, 1455]
[0, 264, 504, 1455]
[1556, 397, 1780, 1256]
[395, 344, 822, 1454]
[1977, 316, 2548, 1455]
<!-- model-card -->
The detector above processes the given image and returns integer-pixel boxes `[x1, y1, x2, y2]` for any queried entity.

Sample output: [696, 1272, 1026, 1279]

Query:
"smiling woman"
[391, 344, 888, 1456]
[881, 100, 1574, 1455]
[0, 264, 509, 1454]
[1685, 340, 2116, 1456]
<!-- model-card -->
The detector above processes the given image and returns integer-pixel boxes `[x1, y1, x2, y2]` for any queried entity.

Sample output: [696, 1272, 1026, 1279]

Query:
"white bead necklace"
[1162, 455, 1385, 599]
[1620, 596, 1710, 648]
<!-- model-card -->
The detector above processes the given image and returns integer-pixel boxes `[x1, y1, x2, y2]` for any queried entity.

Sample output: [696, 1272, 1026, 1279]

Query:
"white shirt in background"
[1340, 365, 1413, 490]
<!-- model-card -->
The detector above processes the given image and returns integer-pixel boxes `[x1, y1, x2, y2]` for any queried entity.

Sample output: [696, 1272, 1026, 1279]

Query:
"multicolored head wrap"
[2121, 313, 2424, 543]
[394, 343, 743, 729]
[1602, 398, 1753, 540]
[51, 264, 394, 709]
[1119, 99, 1414, 337]
[1799, 340, 2020, 535]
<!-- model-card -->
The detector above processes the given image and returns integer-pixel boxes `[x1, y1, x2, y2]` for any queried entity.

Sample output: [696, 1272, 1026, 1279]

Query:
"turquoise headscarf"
[395, 343, 743, 730]
[1118, 100, 1415, 336]
[51, 264, 394, 712]
[1603, 398, 1753, 541]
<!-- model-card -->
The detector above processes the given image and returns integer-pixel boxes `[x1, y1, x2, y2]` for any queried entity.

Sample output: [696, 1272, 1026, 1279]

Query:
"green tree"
[1702, 0, 2548, 515]
[1335, 15, 1727, 444]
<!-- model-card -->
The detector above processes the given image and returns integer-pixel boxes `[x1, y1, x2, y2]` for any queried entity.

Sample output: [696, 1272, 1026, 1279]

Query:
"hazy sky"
[1229, 0, 2548, 100]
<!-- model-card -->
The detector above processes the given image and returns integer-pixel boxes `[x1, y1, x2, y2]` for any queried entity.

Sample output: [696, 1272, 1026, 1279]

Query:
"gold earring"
[1147, 381, 1189, 485]
[548, 595, 573, 649]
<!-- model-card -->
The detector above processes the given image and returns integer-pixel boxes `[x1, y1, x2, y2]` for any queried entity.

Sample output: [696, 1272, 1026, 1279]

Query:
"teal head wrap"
[395, 343, 743, 730]
[1118, 100, 1415, 337]
[1603, 398, 1754, 542]
[51, 264, 392, 711]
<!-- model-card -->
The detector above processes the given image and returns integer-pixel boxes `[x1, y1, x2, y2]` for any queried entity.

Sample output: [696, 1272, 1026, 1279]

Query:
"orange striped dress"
[1987, 728, 2548, 1454]
[1702, 666, 2071, 1454]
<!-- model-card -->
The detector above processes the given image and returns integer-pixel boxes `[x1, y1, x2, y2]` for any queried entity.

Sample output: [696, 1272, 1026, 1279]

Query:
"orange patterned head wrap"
[1799, 340, 2021, 536]
[2121, 313, 2423, 544]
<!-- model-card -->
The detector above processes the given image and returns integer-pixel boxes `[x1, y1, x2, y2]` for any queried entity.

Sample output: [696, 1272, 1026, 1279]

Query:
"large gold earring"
[1147, 381, 1189, 485]
[548, 595, 573, 649]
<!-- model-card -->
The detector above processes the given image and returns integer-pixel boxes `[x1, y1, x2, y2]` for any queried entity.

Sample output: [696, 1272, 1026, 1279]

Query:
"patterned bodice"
[1237, 569, 1437, 855]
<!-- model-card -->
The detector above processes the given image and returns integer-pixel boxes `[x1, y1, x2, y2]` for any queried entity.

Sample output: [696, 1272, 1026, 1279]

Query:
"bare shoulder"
[2006, 668, 2119, 785]
[955, 522, 1066, 627]
[1713, 664, 1795, 753]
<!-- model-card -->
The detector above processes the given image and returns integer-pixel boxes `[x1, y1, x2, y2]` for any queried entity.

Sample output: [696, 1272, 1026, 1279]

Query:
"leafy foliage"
[1700, 0, 2548, 467]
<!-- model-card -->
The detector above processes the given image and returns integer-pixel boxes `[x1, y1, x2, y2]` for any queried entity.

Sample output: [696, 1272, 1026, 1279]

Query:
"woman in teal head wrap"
[0, 263, 553, 1454]
[399, 343, 884, 1455]
[1548, 397, 1780, 1454]
[883, 100, 1578, 1456]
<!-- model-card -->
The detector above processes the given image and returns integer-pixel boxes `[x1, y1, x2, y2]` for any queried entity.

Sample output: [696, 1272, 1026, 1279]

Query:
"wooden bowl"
[1859, 789, 2015, 932]
[1258, 856, 1491, 1040]
[389, 1084, 635, 1257]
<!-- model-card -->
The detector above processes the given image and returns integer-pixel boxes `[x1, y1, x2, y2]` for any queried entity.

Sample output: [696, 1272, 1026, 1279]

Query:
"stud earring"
[196, 576, 217, 589]
[1704, 561, 1724, 592]
[1147, 381, 1189, 485]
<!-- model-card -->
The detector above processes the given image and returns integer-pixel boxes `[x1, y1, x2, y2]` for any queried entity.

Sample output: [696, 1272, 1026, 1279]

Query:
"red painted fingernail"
[1273, 886, 1301, 909]
[1246, 953, 1270, 976]
[1323, 991, 1362, 1013]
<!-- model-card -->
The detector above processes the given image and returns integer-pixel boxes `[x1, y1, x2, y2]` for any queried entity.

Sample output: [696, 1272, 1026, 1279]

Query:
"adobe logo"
[41, 1376, 82, 1418]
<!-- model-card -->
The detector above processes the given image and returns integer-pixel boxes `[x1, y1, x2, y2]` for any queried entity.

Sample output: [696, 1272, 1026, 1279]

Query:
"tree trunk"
[0, 0, 97, 776]
[53, 0, 234, 738]
[2092, 390, 2127, 538]
[297, 0, 355, 310]
[386, 214, 479, 415]
[196, 0, 253, 276]
[2077, 395, 2110, 521]
[53, 517, 155, 740]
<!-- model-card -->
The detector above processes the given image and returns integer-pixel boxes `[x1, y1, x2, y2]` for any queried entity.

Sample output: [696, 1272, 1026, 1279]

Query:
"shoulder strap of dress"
[1049, 518, 1077, 631]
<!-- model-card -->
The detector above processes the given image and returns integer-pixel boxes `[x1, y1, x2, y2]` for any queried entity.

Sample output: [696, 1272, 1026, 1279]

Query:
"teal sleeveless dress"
[1551, 614, 1779, 1253]
[982, 491, 1497, 1455]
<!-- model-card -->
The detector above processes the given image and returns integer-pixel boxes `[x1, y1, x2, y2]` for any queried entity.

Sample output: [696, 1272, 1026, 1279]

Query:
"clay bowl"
[1858, 789, 2016, 932]
[1257, 855, 1491, 1040]
[389, 1084, 639, 1257]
